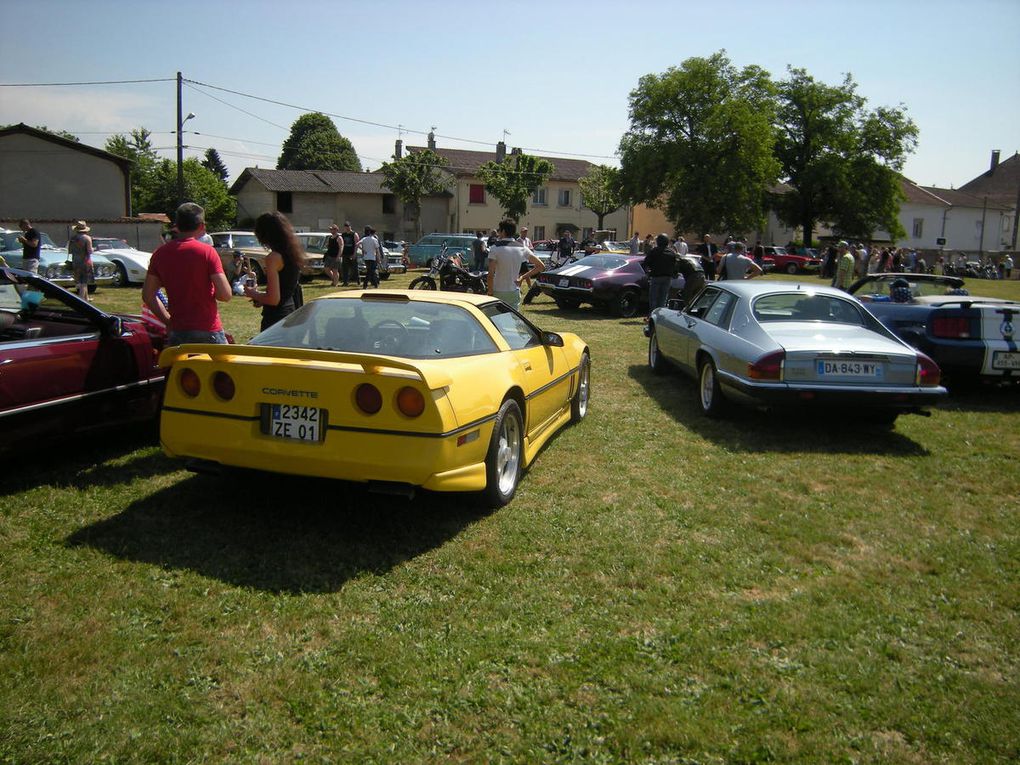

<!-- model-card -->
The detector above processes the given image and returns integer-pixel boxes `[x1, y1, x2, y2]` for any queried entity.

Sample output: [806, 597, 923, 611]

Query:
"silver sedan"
[646, 281, 947, 425]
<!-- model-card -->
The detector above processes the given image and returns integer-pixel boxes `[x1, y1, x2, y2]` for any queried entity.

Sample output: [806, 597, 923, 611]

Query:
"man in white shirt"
[360, 226, 383, 288]
[674, 236, 688, 256]
[487, 220, 544, 309]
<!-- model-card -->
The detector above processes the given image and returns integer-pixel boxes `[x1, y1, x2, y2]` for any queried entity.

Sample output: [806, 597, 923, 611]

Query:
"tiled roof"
[231, 168, 390, 195]
[959, 151, 1020, 207]
[919, 185, 1011, 210]
[406, 146, 595, 182]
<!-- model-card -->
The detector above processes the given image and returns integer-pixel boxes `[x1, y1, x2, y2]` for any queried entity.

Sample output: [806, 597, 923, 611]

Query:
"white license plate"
[992, 351, 1020, 370]
[266, 404, 322, 442]
[558, 277, 570, 287]
[816, 360, 882, 378]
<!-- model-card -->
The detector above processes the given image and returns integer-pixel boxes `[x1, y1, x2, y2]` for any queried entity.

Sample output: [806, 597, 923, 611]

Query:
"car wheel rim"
[577, 360, 590, 417]
[700, 364, 715, 410]
[649, 333, 657, 367]
[496, 414, 521, 494]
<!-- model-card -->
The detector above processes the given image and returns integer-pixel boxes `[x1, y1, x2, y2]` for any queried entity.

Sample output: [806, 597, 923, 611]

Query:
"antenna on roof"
[502, 128, 511, 141]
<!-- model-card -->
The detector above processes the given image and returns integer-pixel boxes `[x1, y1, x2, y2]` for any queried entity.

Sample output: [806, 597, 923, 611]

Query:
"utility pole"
[176, 72, 184, 206]
[979, 195, 987, 258]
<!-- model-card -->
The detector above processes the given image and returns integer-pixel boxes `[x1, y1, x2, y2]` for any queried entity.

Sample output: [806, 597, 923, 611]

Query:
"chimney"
[427, 130, 436, 150]
[394, 139, 403, 159]
[510, 146, 522, 156]
[991, 150, 1001, 172]
[496, 141, 506, 162]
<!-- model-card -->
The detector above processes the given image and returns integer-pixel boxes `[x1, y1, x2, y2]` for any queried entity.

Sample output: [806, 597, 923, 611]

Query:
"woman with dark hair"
[245, 212, 306, 331]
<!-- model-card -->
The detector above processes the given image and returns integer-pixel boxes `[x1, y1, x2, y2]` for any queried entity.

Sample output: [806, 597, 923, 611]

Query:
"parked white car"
[89, 237, 152, 286]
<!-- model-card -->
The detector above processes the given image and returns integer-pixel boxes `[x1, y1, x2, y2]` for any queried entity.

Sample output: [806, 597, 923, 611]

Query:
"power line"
[0, 77, 174, 86]
[184, 82, 289, 130]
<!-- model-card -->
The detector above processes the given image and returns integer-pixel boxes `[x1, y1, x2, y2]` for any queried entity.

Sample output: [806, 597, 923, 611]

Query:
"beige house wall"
[452, 177, 628, 241]
[0, 133, 128, 219]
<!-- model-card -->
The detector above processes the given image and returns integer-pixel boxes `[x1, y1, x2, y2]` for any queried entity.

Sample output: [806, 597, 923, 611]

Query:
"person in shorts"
[17, 219, 41, 274]
[486, 220, 544, 309]
[323, 224, 342, 287]
[67, 220, 94, 301]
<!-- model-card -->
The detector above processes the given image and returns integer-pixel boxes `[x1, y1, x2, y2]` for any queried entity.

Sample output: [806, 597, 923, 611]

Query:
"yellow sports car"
[159, 290, 590, 506]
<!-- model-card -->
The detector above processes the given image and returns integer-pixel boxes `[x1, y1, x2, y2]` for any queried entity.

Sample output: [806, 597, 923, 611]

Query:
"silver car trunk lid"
[766, 323, 918, 385]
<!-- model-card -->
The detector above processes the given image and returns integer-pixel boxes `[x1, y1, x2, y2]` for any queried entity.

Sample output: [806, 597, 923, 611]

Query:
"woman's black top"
[261, 252, 301, 331]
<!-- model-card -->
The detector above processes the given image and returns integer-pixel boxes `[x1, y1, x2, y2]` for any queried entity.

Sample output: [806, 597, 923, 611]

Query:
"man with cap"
[833, 240, 856, 291]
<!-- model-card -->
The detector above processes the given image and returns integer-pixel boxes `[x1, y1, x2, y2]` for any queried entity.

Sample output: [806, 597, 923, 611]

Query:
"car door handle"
[686, 320, 696, 329]
[522, 360, 532, 371]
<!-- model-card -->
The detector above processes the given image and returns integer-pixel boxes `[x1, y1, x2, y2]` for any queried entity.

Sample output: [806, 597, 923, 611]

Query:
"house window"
[277, 192, 293, 213]
[557, 189, 572, 207]
[469, 184, 485, 204]
[532, 187, 547, 206]
[912, 218, 923, 239]
[382, 194, 396, 214]
[533, 226, 545, 240]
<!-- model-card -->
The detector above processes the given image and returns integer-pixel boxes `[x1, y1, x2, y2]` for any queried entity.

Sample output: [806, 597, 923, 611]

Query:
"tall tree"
[105, 128, 159, 214]
[202, 148, 229, 183]
[773, 68, 918, 244]
[146, 158, 236, 230]
[478, 151, 555, 222]
[617, 51, 779, 237]
[378, 149, 449, 240]
[578, 164, 624, 230]
[277, 113, 361, 172]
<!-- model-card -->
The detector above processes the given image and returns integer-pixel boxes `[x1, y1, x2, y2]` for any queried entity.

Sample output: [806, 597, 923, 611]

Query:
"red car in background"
[0, 267, 168, 452]
[761, 246, 822, 275]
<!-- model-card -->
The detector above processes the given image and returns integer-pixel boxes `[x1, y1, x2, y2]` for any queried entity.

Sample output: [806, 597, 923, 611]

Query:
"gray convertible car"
[646, 281, 947, 424]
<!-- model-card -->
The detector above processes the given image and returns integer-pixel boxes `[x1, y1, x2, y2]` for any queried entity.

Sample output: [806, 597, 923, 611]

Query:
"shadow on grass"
[66, 471, 493, 594]
[939, 384, 1020, 413]
[628, 363, 931, 456]
[0, 423, 165, 499]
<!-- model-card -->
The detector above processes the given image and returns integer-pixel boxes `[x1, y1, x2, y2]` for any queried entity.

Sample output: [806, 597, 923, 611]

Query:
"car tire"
[570, 353, 590, 423]
[554, 297, 581, 310]
[409, 276, 437, 290]
[648, 328, 669, 374]
[379, 272, 390, 281]
[484, 398, 523, 507]
[786, 263, 798, 275]
[615, 289, 640, 318]
[87, 283, 98, 295]
[112, 262, 128, 287]
[698, 358, 727, 417]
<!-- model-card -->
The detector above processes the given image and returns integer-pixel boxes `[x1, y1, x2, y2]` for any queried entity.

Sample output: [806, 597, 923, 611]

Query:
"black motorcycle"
[409, 246, 487, 293]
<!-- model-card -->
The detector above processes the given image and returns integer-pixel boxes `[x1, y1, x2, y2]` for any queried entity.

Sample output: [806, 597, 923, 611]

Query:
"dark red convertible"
[0, 267, 167, 451]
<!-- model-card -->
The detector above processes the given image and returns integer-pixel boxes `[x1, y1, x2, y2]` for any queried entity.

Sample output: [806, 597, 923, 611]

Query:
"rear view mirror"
[666, 298, 685, 311]
[542, 331, 564, 347]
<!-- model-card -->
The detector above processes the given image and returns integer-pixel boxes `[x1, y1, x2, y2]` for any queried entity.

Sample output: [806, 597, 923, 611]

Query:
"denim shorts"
[167, 329, 228, 346]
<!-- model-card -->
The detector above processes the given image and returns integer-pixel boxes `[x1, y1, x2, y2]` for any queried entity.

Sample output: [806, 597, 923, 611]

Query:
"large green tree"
[277, 113, 361, 172]
[378, 149, 449, 239]
[478, 151, 555, 222]
[146, 158, 236, 230]
[202, 148, 229, 183]
[773, 68, 918, 243]
[105, 128, 159, 215]
[578, 164, 624, 230]
[618, 52, 779, 237]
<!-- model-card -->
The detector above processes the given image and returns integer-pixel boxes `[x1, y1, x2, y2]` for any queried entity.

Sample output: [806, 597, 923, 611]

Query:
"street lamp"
[176, 110, 196, 207]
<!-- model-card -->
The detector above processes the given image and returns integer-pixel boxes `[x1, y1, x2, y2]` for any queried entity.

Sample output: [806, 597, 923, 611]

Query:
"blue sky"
[2, 0, 1017, 190]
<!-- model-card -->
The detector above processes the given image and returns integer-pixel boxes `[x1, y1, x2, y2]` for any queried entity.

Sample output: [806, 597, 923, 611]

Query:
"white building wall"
[894, 203, 1012, 253]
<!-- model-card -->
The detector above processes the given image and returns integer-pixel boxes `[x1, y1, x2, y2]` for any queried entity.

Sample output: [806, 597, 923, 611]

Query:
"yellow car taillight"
[179, 367, 201, 397]
[396, 386, 425, 418]
[355, 383, 382, 414]
[213, 371, 235, 401]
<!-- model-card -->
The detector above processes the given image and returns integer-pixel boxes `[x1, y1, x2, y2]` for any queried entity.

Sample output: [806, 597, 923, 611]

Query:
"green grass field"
[1, 272, 1018, 763]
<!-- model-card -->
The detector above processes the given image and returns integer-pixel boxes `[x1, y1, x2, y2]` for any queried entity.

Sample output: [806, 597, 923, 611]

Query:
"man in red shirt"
[143, 202, 232, 345]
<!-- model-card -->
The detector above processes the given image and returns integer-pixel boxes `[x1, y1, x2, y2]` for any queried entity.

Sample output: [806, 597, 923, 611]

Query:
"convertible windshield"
[854, 276, 963, 299]
[753, 293, 866, 325]
[249, 298, 499, 358]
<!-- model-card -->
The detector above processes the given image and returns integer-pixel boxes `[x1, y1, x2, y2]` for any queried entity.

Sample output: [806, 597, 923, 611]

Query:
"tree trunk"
[597, 212, 605, 229]
[802, 221, 812, 249]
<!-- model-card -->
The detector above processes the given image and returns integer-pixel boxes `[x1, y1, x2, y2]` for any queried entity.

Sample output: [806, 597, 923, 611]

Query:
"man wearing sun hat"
[67, 220, 94, 301]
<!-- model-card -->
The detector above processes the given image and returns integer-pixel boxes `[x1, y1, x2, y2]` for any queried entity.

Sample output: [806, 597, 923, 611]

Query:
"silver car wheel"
[495, 411, 521, 495]
[571, 354, 590, 422]
[700, 362, 716, 411]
